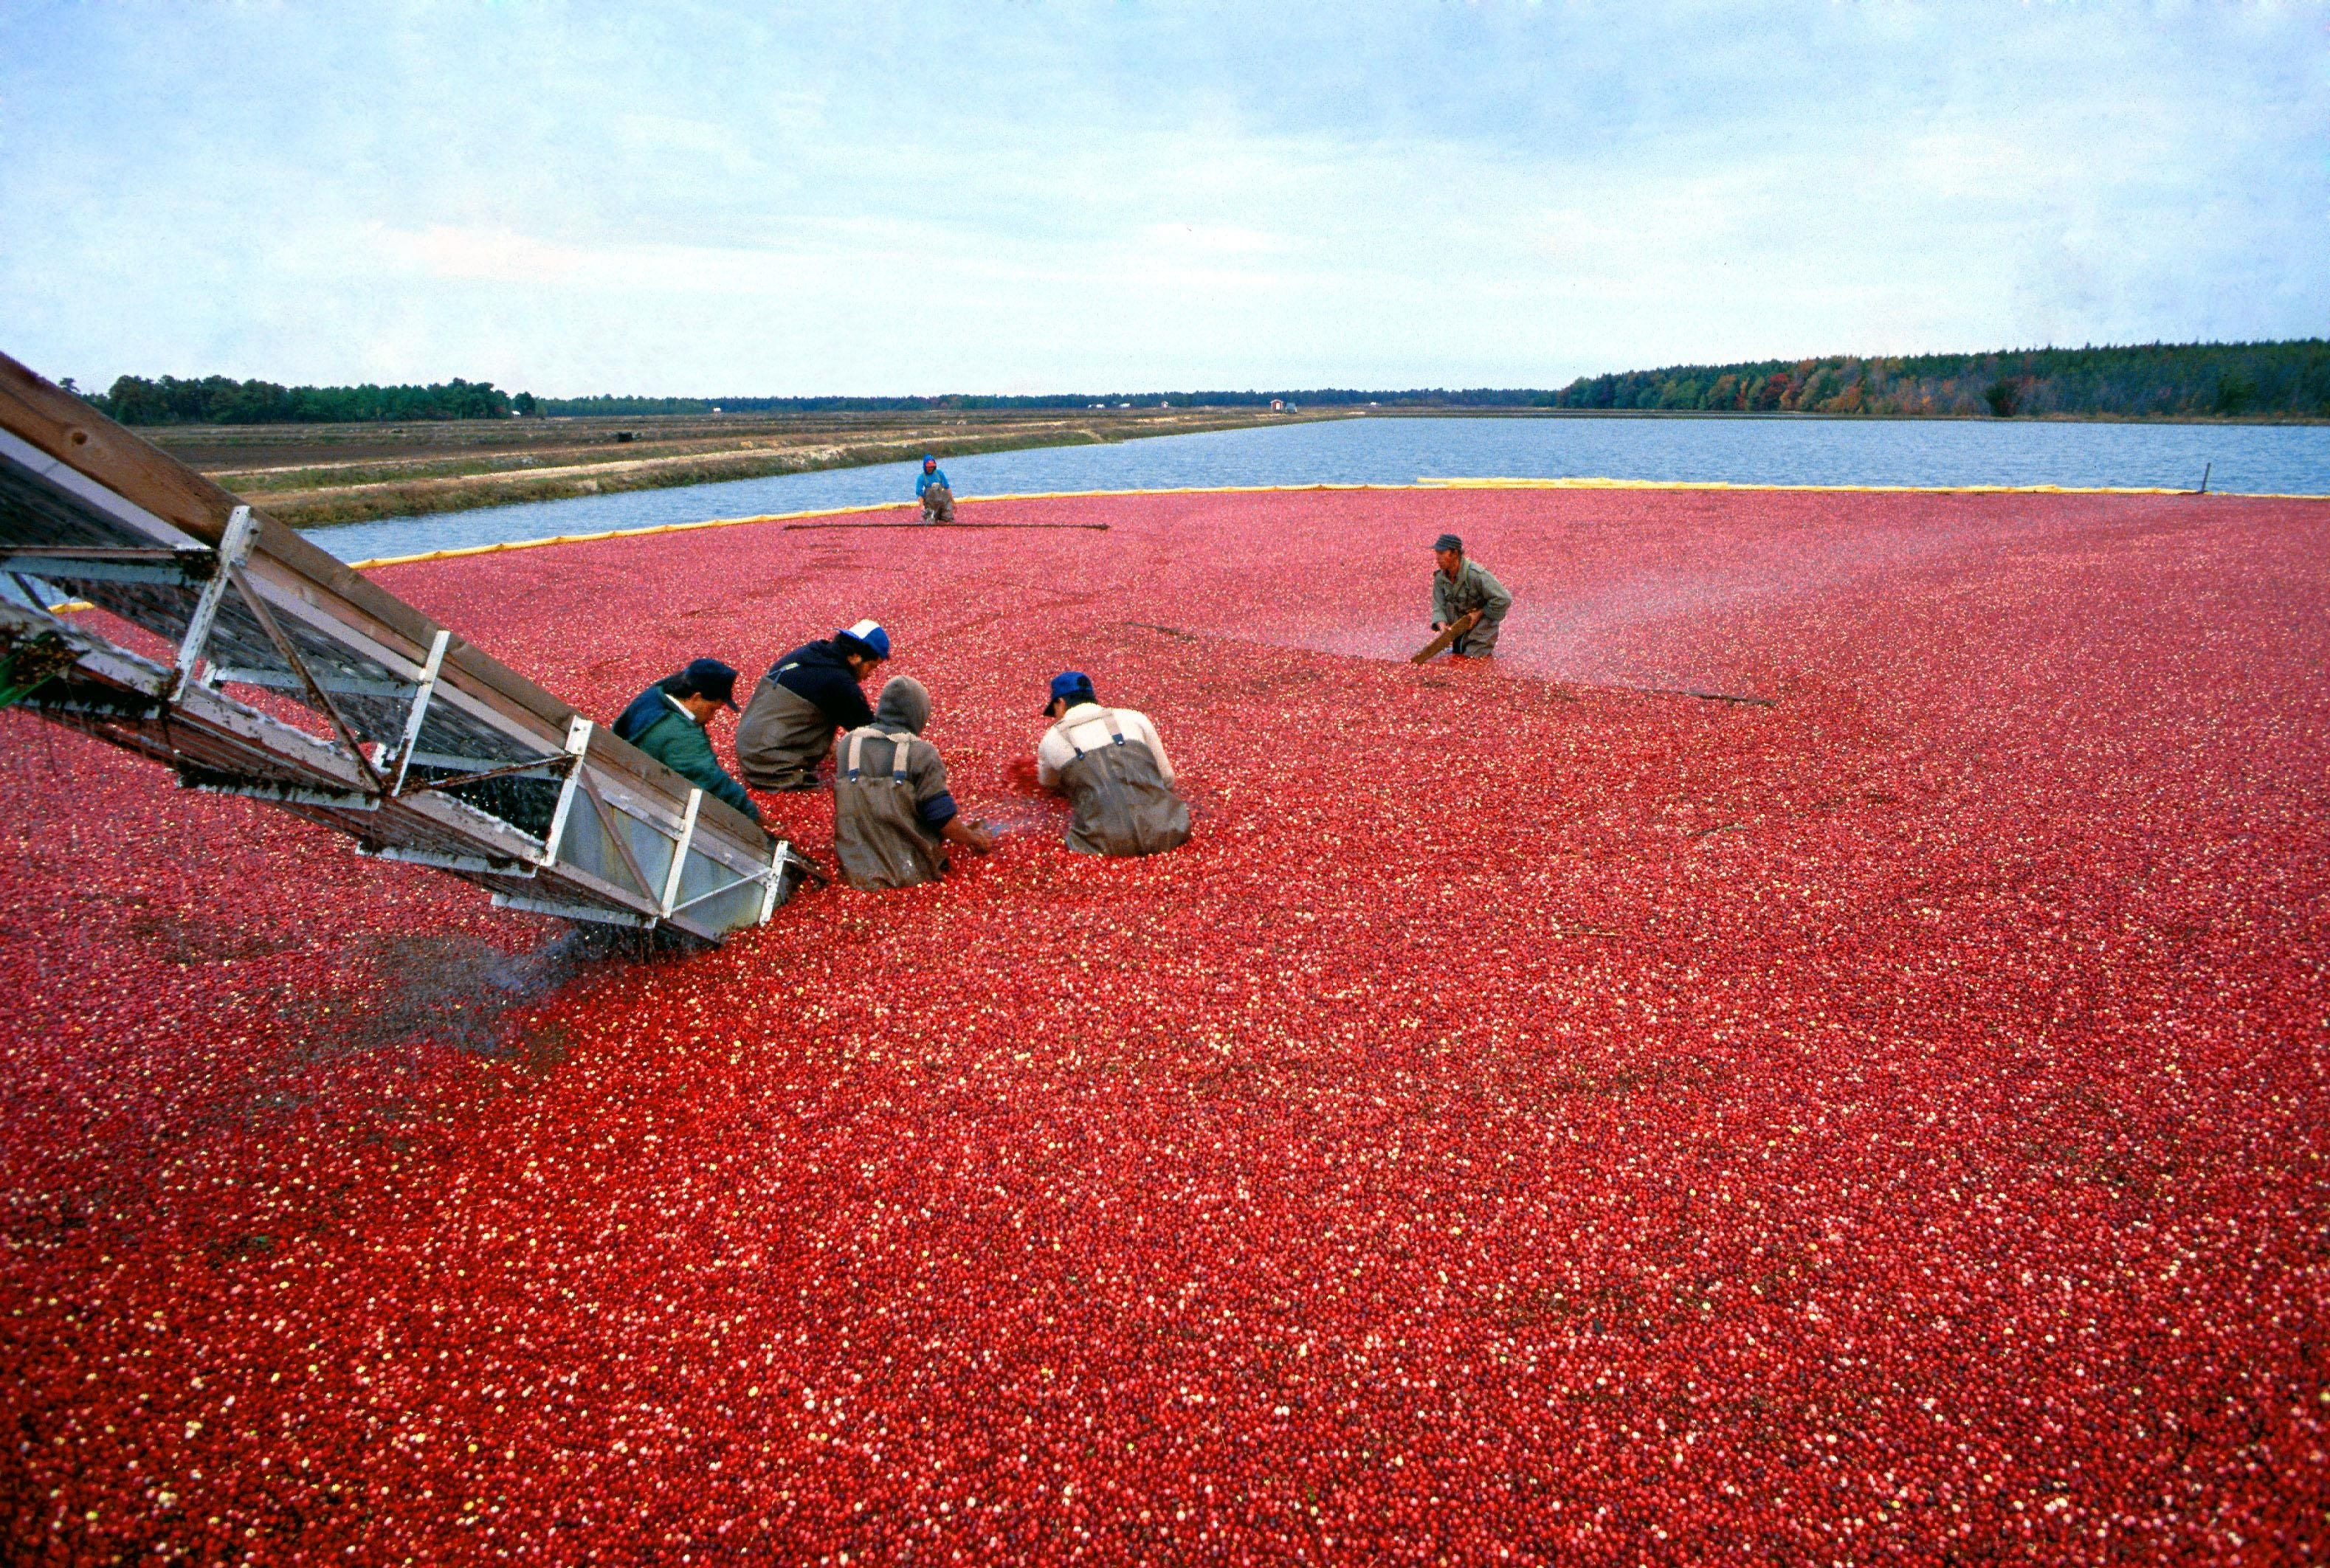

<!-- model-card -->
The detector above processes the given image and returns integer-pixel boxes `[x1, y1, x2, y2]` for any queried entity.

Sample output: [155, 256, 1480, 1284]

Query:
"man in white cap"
[832, 676, 993, 888]
[1035, 671, 1190, 857]
[736, 619, 892, 791]
[1430, 533, 1512, 659]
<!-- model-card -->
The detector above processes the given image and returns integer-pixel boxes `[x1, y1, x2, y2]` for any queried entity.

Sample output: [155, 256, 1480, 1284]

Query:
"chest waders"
[737, 677, 835, 791]
[1058, 712, 1192, 857]
[832, 726, 945, 888]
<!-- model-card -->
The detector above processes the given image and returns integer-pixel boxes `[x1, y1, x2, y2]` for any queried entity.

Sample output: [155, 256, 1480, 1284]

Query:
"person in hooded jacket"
[1035, 671, 1190, 857]
[610, 657, 761, 823]
[735, 619, 890, 792]
[915, 455, 954, 522]
[832, 676, 994, 888]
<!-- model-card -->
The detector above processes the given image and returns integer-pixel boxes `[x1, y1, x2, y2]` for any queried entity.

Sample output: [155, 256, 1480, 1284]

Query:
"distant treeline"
[77, 374, 534, 424]
[73, 339, 2328, 424]
[532, 389, 1542, 415]
[540, 342, 2330, 419]
[1543, 340, 2330, 419]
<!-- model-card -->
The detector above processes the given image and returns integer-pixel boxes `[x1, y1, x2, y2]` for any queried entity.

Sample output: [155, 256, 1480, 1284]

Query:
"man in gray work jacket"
[832, 677, 993, 888]
[1430, 533, 1513, 659]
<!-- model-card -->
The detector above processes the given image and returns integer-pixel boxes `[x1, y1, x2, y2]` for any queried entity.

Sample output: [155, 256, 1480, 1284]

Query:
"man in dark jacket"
[612, 657, 760, 822]
[735, 619, 891, 791]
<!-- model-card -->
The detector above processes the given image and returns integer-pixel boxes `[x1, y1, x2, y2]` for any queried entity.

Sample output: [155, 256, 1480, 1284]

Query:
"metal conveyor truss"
[0, 352, 808, 943]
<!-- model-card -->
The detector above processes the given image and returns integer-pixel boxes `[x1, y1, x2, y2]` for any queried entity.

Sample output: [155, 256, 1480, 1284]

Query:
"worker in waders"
[736, 619, 890, 792]
[1430, 533, 1512, 659]
[610, 657, 762, 823]
[832, 676, 993, 888]
[916, 455, 954, 522]
[1035, 671, 1190, 857]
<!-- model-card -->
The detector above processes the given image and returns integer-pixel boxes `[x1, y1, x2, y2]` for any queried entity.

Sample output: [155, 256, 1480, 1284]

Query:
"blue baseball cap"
[679, 657, 740, 709]
[1044, 670, 1097, 713]
[835, 618, 892, 661]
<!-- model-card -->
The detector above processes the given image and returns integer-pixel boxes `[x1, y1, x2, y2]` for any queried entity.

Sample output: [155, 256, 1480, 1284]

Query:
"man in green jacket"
[612, 657, 762, 823]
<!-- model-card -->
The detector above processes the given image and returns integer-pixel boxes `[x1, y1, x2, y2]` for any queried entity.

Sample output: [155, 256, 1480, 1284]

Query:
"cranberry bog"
[3, 485, 2325, 1563]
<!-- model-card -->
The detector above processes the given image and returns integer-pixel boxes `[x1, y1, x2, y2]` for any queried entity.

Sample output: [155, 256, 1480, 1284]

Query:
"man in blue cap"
[736, 618, 892, 791]
[916, 455, 954, 522]
[611, 657, 761, 822]
[1035, 671, 1190, 857]
[1429, 533, 1512, 659]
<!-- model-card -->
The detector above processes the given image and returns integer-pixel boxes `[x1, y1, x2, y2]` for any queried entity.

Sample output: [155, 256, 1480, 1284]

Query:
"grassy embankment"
[148, 407, 1342, 528]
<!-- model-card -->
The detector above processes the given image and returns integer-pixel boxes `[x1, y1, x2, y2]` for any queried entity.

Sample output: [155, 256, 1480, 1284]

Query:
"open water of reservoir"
[309, 414, 2330, 563]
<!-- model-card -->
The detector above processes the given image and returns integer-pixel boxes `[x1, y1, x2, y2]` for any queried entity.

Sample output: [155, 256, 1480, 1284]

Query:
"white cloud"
[1, 1, 2320, 394]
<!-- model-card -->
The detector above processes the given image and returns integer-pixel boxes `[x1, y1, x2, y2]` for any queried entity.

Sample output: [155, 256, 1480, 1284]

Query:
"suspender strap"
[1066, 709, 1130, 758]
[847, 726, 911, 783]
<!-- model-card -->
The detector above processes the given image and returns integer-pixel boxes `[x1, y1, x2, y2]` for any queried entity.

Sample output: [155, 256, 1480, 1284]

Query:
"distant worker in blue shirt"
[916, 455, 954, 522]
[611, 657, 762, 823]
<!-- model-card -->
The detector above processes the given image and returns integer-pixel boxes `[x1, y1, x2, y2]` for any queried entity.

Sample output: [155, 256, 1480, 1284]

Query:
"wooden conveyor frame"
[0, 352, 805, 942]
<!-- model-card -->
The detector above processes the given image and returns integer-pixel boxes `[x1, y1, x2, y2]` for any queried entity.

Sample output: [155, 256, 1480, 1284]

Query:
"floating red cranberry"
[1, 485, 2324, 1562]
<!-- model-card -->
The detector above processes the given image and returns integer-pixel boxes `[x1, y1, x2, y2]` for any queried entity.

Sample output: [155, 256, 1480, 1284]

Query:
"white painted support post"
[761, 838, 791, 924]
[659, 788, 703, 916]
[171, 505, 256, 695]
[387, 628, 452, 795]
[537, 715, 593, 865]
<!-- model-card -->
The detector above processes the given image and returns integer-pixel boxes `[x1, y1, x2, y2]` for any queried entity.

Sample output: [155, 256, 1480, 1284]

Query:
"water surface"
[310, 415, 2329, 563]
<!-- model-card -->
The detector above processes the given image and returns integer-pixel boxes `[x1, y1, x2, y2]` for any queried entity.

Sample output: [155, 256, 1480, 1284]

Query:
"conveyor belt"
[0, 352, 806, 943]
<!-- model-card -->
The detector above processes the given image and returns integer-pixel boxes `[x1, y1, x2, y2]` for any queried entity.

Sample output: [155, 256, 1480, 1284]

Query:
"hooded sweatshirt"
[830, 677, 959, 889]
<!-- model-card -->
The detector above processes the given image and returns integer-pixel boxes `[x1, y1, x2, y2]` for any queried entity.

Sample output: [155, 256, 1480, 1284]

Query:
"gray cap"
[1433, 533, 1464, 553]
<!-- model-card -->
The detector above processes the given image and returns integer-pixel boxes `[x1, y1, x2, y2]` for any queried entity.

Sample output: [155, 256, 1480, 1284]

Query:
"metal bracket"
[387, 629, 450, 792]
[659, 788, 703, 915]
[761, 838, 790, 924]
[225, 561, 387, 795]
[756, 840, 827, 924]
[576, 767, 659, 905]
[171, 505, 256, 697]
[537, 715, 593, 866]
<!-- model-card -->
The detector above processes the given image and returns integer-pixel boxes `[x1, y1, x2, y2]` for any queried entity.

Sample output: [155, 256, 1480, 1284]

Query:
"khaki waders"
[1057, 711, 1192, 857]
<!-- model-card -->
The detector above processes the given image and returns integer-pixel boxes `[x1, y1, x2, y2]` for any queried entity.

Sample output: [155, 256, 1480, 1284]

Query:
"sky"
[2, 2, 2324, 398]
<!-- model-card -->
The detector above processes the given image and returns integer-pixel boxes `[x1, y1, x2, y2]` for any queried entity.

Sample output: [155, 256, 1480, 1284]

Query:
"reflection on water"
[308, 415, 2329, 563]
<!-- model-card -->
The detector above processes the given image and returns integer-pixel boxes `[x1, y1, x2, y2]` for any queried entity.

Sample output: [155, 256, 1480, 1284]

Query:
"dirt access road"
[139, 405, 1338, 528]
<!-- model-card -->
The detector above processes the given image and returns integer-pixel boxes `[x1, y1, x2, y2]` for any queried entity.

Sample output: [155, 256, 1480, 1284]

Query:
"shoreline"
[137, 403, 2329, 531]
[145, 407, 1351, 528]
